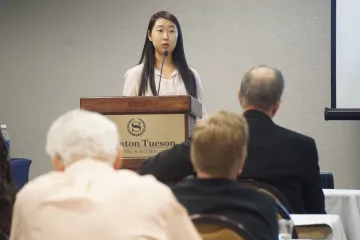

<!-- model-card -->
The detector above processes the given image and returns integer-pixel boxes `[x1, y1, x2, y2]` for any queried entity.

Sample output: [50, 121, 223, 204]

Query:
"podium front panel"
[106, 114, 185, 158]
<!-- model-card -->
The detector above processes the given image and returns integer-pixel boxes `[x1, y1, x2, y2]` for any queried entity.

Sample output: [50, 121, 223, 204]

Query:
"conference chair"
[10, 158, 32, 189]
[191, 214, 255, 240]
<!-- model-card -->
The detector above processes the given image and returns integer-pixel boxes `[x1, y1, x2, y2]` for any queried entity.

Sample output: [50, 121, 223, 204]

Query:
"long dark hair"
[0, 134, 11, 184]
[0, 134, 15, 237]
[138, 11, 198, 98]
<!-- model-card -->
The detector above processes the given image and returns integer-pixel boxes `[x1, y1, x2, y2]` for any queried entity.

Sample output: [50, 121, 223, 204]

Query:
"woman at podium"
[122, 11, 206, 117]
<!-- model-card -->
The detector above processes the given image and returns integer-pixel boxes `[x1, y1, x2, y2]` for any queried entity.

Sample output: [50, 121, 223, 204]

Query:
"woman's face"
[148, 18, 178, 55]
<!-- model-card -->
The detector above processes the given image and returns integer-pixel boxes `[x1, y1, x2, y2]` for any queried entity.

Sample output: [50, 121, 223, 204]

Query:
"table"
[324, 189, 360, 240]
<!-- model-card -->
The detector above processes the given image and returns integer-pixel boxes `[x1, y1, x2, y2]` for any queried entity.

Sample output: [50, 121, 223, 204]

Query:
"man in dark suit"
[171, 110, 278, 240]
[140, 65, 326, 214]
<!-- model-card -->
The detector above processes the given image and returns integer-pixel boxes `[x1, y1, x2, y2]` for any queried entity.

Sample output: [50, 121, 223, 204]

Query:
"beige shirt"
[10, 159, 202, 240]
[122, 64, 207, 118]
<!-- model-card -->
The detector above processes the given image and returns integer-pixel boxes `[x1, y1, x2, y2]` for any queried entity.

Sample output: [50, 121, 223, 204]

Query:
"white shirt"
[10, 159, 202, 240]
[123, 64, 207, 118]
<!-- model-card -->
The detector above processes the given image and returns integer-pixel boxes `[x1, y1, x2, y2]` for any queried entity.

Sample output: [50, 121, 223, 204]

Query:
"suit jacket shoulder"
[274, 124, 315, 145]
[139, 137, 194, 183]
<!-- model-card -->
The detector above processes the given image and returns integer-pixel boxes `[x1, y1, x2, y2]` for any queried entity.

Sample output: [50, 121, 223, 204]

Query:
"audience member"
[0, 134, 17, 240]
[0, 134, 17, 239]
[172, 110, 278, 240]
[10, 109, 201, 240]
[140, 65, 326, 214]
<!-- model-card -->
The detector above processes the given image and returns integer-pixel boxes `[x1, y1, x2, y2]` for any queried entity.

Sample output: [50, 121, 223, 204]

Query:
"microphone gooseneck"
[157, 50, 169, 95]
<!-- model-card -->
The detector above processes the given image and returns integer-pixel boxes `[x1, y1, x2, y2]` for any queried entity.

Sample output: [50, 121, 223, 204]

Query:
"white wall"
[1, 0, 359, 188]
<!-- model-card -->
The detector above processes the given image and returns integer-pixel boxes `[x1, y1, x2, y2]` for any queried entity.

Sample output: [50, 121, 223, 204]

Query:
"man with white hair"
[9, 109, 201, 240]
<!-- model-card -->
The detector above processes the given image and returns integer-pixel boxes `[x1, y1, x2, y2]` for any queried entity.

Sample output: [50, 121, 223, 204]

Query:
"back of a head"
[239, 65, 285, 111]
[0, 134, 15, 239]
[45, 109, 119, 166]
[0, 134, 11, 183]
[190, 110, 249, 178]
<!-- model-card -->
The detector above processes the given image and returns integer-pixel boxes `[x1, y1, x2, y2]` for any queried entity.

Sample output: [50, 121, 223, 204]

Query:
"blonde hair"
[191, 110, 248, 178]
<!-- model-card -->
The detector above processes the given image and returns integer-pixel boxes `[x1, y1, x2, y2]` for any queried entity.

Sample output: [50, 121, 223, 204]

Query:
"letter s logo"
[127, 118, 146, 137]
[131, 121, 142, 132]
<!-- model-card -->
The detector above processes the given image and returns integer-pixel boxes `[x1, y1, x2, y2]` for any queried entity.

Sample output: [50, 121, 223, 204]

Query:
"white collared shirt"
[10, 159, 202, 240]
[123, 64, 207, 118]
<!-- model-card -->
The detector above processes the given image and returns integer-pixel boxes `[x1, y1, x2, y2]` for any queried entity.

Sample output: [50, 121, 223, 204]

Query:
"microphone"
[157, 50, 169, 95]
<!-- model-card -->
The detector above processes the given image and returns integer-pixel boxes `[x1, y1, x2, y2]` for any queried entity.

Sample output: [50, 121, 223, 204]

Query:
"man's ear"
[277, 99, 282, 106]
[52, 155, 65, 172]
[238, 88, 245, 109]
[147, 30, 152, 42]
[237, 150, 247, 175]
[113, 146, 123, 170]
[272, 100, 281, 116]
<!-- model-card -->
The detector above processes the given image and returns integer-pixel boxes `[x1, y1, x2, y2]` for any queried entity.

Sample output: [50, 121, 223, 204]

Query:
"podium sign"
[106, 114, 185, 158]
[80, 96, 201, 170]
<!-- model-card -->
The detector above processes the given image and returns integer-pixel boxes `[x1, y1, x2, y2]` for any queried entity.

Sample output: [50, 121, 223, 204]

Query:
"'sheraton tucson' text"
[120, 139, 176, 148]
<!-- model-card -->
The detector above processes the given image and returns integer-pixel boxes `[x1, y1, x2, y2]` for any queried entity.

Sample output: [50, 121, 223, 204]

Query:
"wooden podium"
[80, 96, 202, 171]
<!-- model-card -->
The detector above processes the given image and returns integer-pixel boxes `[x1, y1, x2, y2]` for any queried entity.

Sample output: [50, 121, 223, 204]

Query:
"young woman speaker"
[122, 11, 206, 118]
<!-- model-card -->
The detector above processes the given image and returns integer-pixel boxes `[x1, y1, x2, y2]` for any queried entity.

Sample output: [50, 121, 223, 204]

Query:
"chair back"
[320, 172, 334, 189]
[237, 179, 294, 215]
[237, 179, 298, 238]
[10, 158, 32, 189]
[191, 214, 255, 240]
